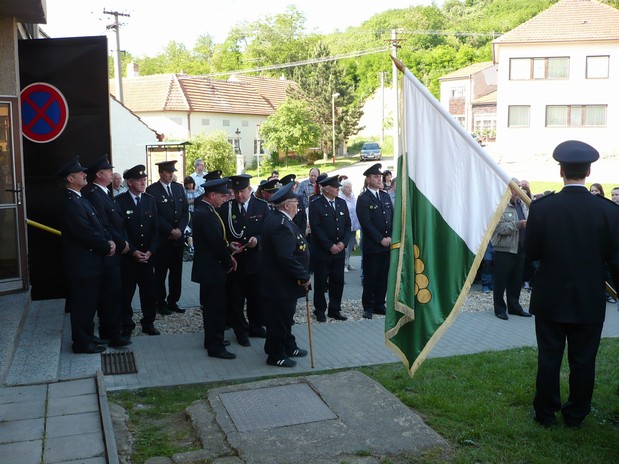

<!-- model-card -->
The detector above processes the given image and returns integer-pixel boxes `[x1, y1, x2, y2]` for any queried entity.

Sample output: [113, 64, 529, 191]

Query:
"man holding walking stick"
[260, 182, 311, 368]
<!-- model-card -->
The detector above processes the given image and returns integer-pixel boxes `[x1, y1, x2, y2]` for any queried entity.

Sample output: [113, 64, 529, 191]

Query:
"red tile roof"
[111, 74, 297, 116]
[494, 0, 619, 44]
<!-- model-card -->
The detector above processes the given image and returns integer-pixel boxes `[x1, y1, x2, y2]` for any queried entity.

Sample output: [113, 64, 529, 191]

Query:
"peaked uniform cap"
[156, 160, 178, 172]
[124, 164, 148, 179]
[56, 157, 87, 177]
[259, 178, 280, 193]
[280, 174, 296, 185]
[363, 163, 382, 176]
[552, 140, 599, 164]
[228, 174, 252, 190]
[86, 155, 114, 174]
[203, 170, 222, 181]
[270, 182, 296, 204]
[203, 178, 230, 194]
[318, 175, 341, 188]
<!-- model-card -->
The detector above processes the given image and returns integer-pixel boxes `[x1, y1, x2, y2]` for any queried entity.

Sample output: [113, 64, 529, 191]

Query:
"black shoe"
[73, 343, 107, 354]
[533, 411, 557, 428]
[168, 303, 186, 313]
[237, 337, 251, 347]
[373, 308, 386, 315]
[156, 302, 172, 316]
[328, 312, 348, 321]
[314, 312, 327, 322]
[287, 348, 307, 357]
[209, 350, 236, 360]
[508, 309, 532, 317]
[495, 313, 508, 320]
[248, 327, 267, 338]
[142, 325, 161, 335]
[108, 336, 132, 348]
[92, 336, 109, 345]
[266, 357, 296, 367]
[362, 311, 373, 319]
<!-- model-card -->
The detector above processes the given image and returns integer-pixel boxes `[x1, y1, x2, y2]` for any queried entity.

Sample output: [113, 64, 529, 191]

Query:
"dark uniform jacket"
[115, 191, 159, 255]
[145, 181, 189, 247]
[191, 202, 233, 286]
[60, 189, 111, 280]
[309, 195, 351, 261]
[82, 183, 127, 253]
[356, 189, 393, 254]
[261, 210, 310, 299]
[526, 186, 619, 324]
[219, 195, 270, 275]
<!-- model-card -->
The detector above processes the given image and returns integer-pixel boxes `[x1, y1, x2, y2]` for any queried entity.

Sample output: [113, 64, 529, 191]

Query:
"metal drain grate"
[101, 351, 138, 375]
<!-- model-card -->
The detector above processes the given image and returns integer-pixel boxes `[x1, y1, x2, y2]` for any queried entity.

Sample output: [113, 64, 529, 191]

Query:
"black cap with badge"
[279, 174, 296, 186]
[363, 163, 382, 176]
[155, 160, 178, 173]
[203, 178, 230, 194]
[86, 155, 114, 174]
[259, 178, 280, 193]
[228, 174, 252, 190]
[124, 164, 147, 180]
[318, 175, 341, 188]
[269, 181, 297, 204]
[203, 170, 222, 181]
[56, 156, 87, 178]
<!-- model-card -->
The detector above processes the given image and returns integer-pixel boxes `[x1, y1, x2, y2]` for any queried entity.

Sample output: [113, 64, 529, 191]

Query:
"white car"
[360, 142, 382, 161]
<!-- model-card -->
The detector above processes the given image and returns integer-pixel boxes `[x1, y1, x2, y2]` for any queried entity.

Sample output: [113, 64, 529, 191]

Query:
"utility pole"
[380, 71, 385, 146]
[389, 30, 403, 158]
[104, 9, 130, 104]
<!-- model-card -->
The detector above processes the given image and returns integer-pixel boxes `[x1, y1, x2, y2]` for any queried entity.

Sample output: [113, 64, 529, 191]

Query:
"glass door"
[0, 98, 28, 293]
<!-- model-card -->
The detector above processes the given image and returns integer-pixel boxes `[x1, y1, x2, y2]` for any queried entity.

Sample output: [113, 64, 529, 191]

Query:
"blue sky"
[44, 0, 434, 57]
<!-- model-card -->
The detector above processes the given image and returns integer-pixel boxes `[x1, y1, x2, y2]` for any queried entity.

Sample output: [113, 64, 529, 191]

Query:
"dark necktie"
[375, 191, 380, 201]
[239, 203, 246, 216]
[329, 200, 335, 210]
[166, 185, 173, 198]
[135, 195, 140, 207]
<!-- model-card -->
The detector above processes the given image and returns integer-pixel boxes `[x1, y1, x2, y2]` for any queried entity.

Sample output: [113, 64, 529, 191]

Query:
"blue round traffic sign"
[21, 82, 69, 143]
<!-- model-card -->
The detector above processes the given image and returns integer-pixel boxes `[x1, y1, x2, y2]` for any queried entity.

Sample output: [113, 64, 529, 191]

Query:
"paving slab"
[0, 417, 44, 444]
[0, 439, 43, 464]
[202, 371, 448, 464]
[44, 432, 106, 463]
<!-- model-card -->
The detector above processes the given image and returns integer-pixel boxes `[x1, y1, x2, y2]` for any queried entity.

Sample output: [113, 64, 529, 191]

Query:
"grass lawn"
[529, 181, 618, 199]
[109, 338, 619, 464]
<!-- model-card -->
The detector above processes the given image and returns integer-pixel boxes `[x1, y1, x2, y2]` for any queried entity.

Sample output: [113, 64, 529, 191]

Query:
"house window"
[450, 87, 465, 98]
[202, 118, 210, 126]
[223, 120, 230, 127]
[586, 56, 609, 79]
[546, 105, 607, 127]
[509, 57, 569, 80]
[474, 115, 497, 134]
[242, 120, 249, 127]
[508, 106, 530, 127]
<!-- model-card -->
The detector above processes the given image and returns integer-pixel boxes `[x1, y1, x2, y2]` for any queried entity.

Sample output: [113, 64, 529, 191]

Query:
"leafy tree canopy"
[185, 131, 235, 177]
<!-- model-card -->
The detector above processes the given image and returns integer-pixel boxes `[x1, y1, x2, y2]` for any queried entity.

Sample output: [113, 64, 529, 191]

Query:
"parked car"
[360, 142, 382, 161]
[471, 132, 485, 146]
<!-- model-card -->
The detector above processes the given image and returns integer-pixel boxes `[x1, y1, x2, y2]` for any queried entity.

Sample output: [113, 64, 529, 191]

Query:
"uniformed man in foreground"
[116, 165, 161, 336]
[260, 182, 310, 367]
[146, 160, 189, 315]
[57, 157, 115, 354]
[526, 140, 619, 428]
[355, 163, 393, 319]
[219, 174, 270, 341]
[192, 178, 238, 359]
[82, 155, 131, 347]
[308, 175, 351, 322]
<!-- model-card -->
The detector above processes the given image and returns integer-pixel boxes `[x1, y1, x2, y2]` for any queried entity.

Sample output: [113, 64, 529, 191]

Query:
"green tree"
[292, 42, 364, 155]
[260, 98, 321, 165]
[185, 132, 235, 177]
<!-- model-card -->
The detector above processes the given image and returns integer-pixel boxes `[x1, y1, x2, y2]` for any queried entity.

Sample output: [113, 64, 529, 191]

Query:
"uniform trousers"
[227, 267, 264, 333]
[361, 251, 390, 313]
[313, 255, 345, 316]
[154, 243, 184, 306]
[534, 317, 603, 425]
[67, 275, 103, 349]
[492, 244, 525, 315]
[98, 257, 122, 339]
[200, 283, 228, 355]
[263, 296, 299, 360]
[121, 257, 157, 331]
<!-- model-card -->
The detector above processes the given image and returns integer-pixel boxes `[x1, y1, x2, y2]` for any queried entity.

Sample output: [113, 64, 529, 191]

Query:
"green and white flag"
[386, 63, 513, 376]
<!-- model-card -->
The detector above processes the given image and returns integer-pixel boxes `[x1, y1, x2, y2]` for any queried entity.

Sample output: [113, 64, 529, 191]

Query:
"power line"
[204, 47, 390, 77]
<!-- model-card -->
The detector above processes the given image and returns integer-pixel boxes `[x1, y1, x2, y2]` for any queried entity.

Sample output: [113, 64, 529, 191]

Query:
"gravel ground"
[132, 287, 532, 336]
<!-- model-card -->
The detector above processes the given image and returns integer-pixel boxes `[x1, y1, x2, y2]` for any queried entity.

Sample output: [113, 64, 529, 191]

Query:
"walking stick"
[305, 288, 315, 368]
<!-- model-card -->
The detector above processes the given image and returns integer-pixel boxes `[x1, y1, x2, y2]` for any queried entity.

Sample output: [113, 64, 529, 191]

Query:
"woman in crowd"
[590, 183, 605, 197]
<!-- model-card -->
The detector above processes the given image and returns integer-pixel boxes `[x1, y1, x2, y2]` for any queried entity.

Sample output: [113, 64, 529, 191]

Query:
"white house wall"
[136, 111, 267, 166]
[495, 41, 619, 159]
[109, 98, 158, 175]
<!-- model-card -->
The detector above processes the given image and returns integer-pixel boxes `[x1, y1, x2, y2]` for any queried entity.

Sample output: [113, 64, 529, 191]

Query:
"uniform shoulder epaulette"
[142, 191, 156, 200]
[531, 191, 555, 203]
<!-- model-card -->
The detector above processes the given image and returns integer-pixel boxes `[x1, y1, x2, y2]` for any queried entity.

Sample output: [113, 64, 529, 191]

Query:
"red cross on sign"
[20, 82, 69, 143]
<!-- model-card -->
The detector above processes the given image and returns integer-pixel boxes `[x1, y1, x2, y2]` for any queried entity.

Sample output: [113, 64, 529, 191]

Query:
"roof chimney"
[126, 62, 140, 78]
